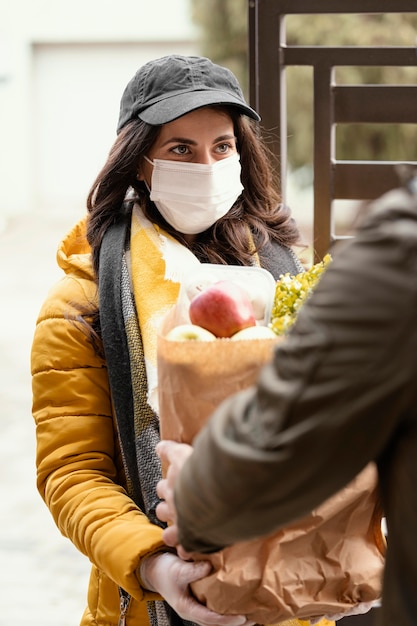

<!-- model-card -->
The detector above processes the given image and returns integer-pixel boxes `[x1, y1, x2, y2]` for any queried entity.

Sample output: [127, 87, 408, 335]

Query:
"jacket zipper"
[118, 588, 131, 626]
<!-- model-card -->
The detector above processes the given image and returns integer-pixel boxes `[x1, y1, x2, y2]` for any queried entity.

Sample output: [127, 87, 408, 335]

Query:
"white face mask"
[144, 153, 244, 234]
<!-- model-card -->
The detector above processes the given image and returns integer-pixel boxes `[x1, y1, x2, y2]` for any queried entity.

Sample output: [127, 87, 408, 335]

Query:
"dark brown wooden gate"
[249, 1, 417, 261]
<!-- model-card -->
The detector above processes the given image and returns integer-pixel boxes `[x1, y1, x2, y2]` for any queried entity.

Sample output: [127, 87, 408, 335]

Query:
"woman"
[31, 55, 327, 626]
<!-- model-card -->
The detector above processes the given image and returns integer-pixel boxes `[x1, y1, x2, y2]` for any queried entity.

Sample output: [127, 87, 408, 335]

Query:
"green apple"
[165, 324, 217, 342]
[231, 325, 277, 341]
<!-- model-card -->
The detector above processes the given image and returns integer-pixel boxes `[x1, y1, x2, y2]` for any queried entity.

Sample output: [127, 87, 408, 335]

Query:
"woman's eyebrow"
[161, 137, 197, 147]
[160, 134, 236, 148]
[215, 134, 236, 143]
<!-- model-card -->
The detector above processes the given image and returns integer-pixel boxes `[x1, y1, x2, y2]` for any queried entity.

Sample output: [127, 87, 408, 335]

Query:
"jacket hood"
[56, 215, 95, 281]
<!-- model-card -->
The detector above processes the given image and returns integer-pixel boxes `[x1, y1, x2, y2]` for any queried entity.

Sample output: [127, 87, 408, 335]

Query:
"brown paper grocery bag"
[157, 319, 385, 624]
[190, 464, 385, 623]
[158, 329, 280, 444]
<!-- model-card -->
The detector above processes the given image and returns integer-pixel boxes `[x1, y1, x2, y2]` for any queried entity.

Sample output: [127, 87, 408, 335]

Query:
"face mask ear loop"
[142, 155, 154, 194]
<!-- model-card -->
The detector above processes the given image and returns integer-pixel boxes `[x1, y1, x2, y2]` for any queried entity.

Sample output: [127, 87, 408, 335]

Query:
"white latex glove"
[140, 551, 255, 626]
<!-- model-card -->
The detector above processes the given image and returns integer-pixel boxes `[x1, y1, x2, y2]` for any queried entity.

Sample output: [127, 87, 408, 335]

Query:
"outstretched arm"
[157, 189, 417, 553]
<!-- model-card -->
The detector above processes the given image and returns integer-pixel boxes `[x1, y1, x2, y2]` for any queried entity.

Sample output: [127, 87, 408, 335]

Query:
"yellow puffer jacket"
[31, 217, 164, 625]
[31, 217, 333, 626]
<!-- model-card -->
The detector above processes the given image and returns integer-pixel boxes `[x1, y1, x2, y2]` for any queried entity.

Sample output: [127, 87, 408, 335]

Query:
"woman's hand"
[140, 551, 254, 626]
[156, 440, 194, 549]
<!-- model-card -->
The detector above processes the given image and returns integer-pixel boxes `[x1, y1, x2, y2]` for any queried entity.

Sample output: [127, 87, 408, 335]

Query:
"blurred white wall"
[0, 0, 200, 220]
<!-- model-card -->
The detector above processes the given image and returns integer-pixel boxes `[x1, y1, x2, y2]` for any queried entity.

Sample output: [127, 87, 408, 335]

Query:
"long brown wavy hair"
[86, 106, 301, 279]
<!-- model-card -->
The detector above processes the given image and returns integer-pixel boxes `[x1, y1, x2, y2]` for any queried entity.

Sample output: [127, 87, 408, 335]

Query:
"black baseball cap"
[117, 54, 260, 133]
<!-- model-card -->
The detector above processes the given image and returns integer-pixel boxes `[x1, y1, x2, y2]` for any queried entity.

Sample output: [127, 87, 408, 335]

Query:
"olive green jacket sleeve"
[174, 188, 417, 554]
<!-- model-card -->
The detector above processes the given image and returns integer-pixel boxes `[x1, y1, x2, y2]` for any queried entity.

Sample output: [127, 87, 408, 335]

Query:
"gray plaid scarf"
[99, 219, 195, 626]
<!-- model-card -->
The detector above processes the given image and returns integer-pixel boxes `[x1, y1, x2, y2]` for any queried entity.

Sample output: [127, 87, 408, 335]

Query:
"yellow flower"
[270, 254, 332, 335]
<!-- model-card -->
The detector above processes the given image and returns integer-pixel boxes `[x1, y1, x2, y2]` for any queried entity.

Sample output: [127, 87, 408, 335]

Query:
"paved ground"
[0, 211, 91, 626]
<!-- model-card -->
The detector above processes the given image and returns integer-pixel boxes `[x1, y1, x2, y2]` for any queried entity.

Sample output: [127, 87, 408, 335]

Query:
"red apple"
[189, 280, 256, 338]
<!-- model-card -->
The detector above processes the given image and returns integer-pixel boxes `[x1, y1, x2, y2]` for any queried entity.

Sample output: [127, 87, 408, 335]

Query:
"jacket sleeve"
[31, 275, 164, 601]
[174, 191, 417, 553]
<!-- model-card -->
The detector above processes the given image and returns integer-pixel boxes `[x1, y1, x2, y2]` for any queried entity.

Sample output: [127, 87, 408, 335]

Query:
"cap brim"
[138, 89, 260, 124]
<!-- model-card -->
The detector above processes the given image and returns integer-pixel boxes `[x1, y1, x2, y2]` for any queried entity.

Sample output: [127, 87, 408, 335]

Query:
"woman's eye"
[171, 145, 190, 155]
[216, 143, 234, 154]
